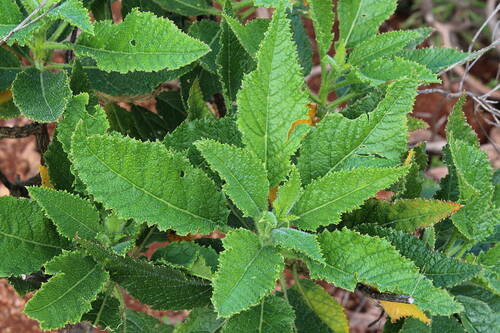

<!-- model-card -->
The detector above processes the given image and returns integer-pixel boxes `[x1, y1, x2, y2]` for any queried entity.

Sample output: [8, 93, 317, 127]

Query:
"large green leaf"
[338, 0, 397, 47]
[74, 9, 209, 73]
[196, 140, 269, 218]
[222, 294, 295, 333]
[0, 197, 65, 276]
[80, 239, 213, 310]
[237, 5, 309, 186]
[271, 227, 324, 263]
[309, 0, 334, 58]
[298, 79, 418, 184]
[358, 225, 482, 288]
[24, 251, 109, 330]
[344, 198, 462, 232]
[348, 30, 421, 65]
[397, 48, 471, 73]
[48, 0, 94, 34]
[28, 187, 103, 240]
[212, 229, 284, 317]
[70, 130, 228, 235]
[12, 68, 72, 122]
[289, 279, 349, 333]
[457, 295, 499, 333]
[306, 229, 462, 315]
[0, 47, 21, 90]
[82, 292, 122, 331]
[292, 166, 408, 230]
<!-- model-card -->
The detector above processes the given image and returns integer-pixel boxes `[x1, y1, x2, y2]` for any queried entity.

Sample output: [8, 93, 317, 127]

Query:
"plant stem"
[40, 41, 73, 50]
[48, 21, 69, 42]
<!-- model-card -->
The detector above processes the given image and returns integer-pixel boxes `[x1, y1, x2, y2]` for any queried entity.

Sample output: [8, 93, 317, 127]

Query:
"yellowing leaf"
[0, 89, 12, 103]
[380, 300, 431, 324]
[39, 165, 54, 189]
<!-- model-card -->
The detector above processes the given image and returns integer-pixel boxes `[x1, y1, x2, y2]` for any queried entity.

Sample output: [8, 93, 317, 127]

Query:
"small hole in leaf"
[180, 171, 185, 177]
[130, 40, 137, 46]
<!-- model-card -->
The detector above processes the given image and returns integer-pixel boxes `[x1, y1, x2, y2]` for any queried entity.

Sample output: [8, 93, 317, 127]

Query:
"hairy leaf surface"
[273, 166, 302, 219]
[0, 197, 65, 276]
[80, 240, 213, 310]
[237, 6, 309, 186]
[223, 295, 295, 333]
[298, 80, 418, 183]
[271, 227, 324, 263]
[397, 48, 471, 73]
[292, 167, 408, 230]
[0, 48, 21, 90]
[306, 229, 462, 315]
[344, 198, 462, 232]
[12, 68, 72, 122]
[358, 225, 482, 287]
[309, 0, 334, 58]
[189, 20, 221, 73]
[338, 0, 397, 47]
[48, 0, 93, 34]
[224, 16, 269, 58]
[74, 9, 209, 73]
[29, 187, 103, 240]
[24, 251, 109, 330]
[71, 132, 228, 235]
[196, 140, 269, 218]
[212, 229, 284, 317]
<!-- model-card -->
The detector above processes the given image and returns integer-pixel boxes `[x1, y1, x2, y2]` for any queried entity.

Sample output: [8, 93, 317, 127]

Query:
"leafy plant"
[0, 0, 497, 332]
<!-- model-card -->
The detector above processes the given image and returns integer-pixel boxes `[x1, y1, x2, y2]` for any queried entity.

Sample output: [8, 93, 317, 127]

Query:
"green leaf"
[70, 131, 228, 235]
[44, 137, 75, 191]
[353, 57, 439, 86]
[80, 239, 213, 310]
[48, 0, 94, 34]
[292, 166, 408, 230]
[223, 16, 269, 59]
[338, 0, 397, 47]
[397, 48, 471, 73]
[0, 96, 20, 119]
[120, 309, 174, 333]
[0, 47, 21, 90]
[222, 294, 295, 333]
[358, 225, 482, 288]
[212, 229, 284, 317]
[274, 166, 302, 219]
[175, 307, 223, 333]
[408, 116, 429, 132]
[344, 198, 462, 232]
[82, 58, 194, 96]
[457, 295, 499, 333]
[237, 6, 309, 186]
[289, 7, 312, 76]
[298, 79, 418, 183]
[400, 316, 466, 333]
[271, 228, 324, 263]
[153, 0, 218, 16]
[348, 30, 421, 65]
[0, 0, 40, 46]
[189, 20, 221, 73]
[0, 197, 66, 276]
[82, 292, 122, 331]
[24, 251, 109, 330]
[153, 241, 218, 280]
[309, 0, 334, 58]
[306, 229, 462, 315]
[74, 9, 210, 73]
[196, 139, 269, 218]
[28, 187, 103, 240]
[12, 68, 72, 122]
[217, 4, 255, 109]
[164, 117, 242, 182]
[57, 93, 90, 154]
[289, 279, 349, 333]
[187, 78, 212, 120]
[446, 96, 478, 147]
[448, 134, 496, 241]
[0, 0, 22, 22]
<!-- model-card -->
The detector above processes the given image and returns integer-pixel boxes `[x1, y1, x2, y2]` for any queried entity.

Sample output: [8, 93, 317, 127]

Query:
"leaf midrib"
[0, 229, 62, 249]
